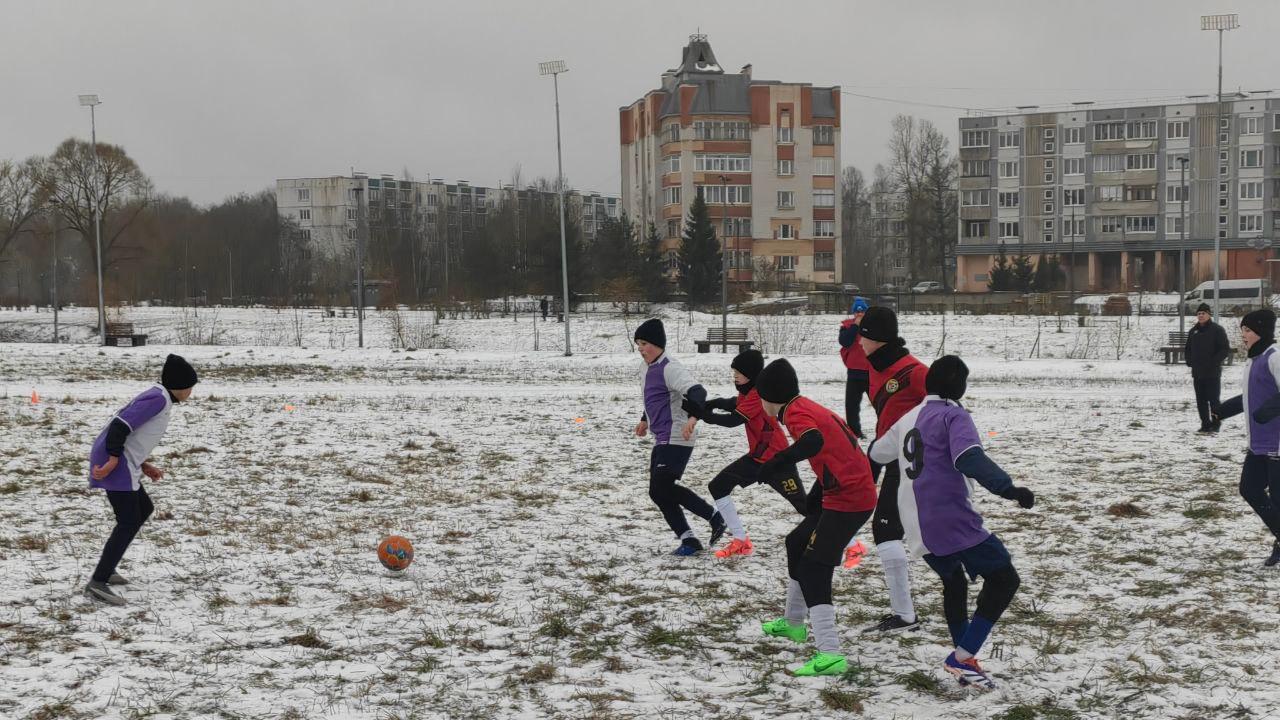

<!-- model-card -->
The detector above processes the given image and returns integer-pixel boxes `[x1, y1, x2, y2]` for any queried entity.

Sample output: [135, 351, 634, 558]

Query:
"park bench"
[695, 326, 754, 354]
[105, 322, 148, 348]
[1161, 330, 1234, 366]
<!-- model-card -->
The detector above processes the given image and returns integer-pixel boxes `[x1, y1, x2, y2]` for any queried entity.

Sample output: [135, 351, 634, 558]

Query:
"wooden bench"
[696, 326, 754, 354]
[1161, 329, 1235, 366]
[105, 322, 148, 348]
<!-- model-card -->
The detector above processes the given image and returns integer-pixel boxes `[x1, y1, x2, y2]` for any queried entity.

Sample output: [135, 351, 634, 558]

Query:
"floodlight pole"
[1202, 13, 1239, 323]
[540, 60, 572, 356]
[79, 94, 106, 345]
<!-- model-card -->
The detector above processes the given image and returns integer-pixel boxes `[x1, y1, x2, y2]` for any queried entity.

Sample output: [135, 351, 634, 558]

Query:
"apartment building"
[955, 95, 1280, 292]
[869, 191, 911, 290]
[619, 34, 842, 289]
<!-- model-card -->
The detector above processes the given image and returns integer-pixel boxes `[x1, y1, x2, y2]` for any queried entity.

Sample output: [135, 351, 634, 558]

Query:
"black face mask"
[735, 379, 755, 395]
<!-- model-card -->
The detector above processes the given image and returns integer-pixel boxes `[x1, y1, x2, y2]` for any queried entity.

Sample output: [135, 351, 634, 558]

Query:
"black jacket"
[1184, 321, 1230, 377]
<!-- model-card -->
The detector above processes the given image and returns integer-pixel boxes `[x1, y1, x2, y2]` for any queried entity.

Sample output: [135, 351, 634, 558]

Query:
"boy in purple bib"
[84, 354, 198, 605]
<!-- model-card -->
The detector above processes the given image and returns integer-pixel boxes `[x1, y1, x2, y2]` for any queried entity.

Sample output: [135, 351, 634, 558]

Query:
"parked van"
[1182, 278, 1270, 315]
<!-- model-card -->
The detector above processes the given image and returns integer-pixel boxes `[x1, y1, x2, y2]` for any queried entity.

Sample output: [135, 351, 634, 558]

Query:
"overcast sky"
[2, 0, 1275, 206]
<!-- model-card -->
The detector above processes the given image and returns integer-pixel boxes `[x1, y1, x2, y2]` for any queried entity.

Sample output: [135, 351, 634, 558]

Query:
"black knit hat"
[730, 349, 764, 380]
[756, 358, 800, 404]
[926, 355, 969, 402]
[1241, 309, 1276, 340]
[1196, 303, 1212, 314]
[161, 354, 198, 390]
[634, 318, 666, 349]
[859, 306, 899, 343]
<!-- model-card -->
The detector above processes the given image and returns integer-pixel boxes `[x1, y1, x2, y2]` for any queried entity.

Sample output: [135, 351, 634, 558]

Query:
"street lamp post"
[1070, 205, 1077, 306]
[539, 59, 572, 357]
[78, 94, 106, 345]
[718, 173, 731, 352]
[1202, 13, 1239, 324]
[1178, 156, 1189, 335]
[354, 186, 366, 348]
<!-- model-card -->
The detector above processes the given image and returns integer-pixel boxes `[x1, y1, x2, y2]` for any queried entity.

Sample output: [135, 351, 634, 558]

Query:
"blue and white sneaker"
[672, 538, 703, 556]
[944, 652, 997, 690]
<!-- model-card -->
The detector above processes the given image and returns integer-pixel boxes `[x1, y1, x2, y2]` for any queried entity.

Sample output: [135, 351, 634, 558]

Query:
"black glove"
[1001, 486, 1035, 509]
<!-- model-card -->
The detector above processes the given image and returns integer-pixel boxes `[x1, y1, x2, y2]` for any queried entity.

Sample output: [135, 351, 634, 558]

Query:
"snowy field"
[2, 307, 1279, 719]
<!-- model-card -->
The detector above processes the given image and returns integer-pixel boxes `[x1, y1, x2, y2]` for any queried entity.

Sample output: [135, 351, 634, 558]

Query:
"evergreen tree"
[988, 242, 1012, 291]
[1011, 252, 1035, 292]
[678, 193, 721, 305]
[1032, 253, 1064, 292]
[591, 214, 638, 284]
[639, 222, 670, 302]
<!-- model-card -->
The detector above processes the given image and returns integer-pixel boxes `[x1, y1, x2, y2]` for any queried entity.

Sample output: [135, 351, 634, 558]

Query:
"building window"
[964, 220, 989, 238]
[1241, 149, 1263, 168]
[667, 250, 679, 270]
[1043, 202, 1054, 213]
[961, 190, 989, 206]
[1219, 214, 1228, 226]
[777, 255, 797, 270]
[778, 159, 794, 176]
[1063, 189, 1085, 206]
[778, 224, 795, 239]
[1064, 158, 1084, 175]
[661, 155, 681, 174]
[1167, 153, 1190, 172]
[815, 220, 835, 237]
[1220, 196, 1230, 209]
[1094, 122, 1124, 141]
[298, 208, 311, 221]
[1275, 114, 1280, 131]
[999, 221, 1019, 238]
[665, 124, 681, 143]
[777, 191, 795, 209]
[999, 161, 1019, 178]
[777, 126, 793, 144]
[1125, 186, 1156, 202]
[1168, 120, 1189, 139]
[662, 186, 682, 206]
[1125, 215, 1156, 233]
[815, 252, 835, 271]
[1044, 172, 1054, 183]
[961, 160, 990, 177]
[729, 249, 753, 269]
[813, 125, 834, 145]
[1240, 214, 1263, 232]
[695, 154, 751, 173]
[814, 189, 835, 208]
[1043, 233, 1054, 243]
[297, 188, 310, 201]
[667, 219, 679, 238]
[347, 228, 357, 240]
[1044, 141, 1055, 153]
[1043, 189, 1054, 201]
[1166, 184, 1188, 202]
[1093, 154, 1124, 173]
[814, 157, 834, 176]
[1166, 216, 1185, 234]
[347, 208, 357, 221]
[1243, 116, 1262, 135]
[998, 191, 1019, 208]
[1045, 159, 1055, 170]
[1126, 153, 1156, 170]
[723, 217, 752, 237]
[1241, 181, 1264, 199]
[1044, 128, 1055, 139]
[1098, 216, 1121, 233]
[1064, 126, 1083, 144]
[998, 130, 1020, 148]
[370, 188, 381, 202]
[1127, 120, 1156, 139]
[1064, 218, 1084, 237]
[693, 120, 749, 140]
[961, 129, 990, 147]
[700, 185, 751, 204]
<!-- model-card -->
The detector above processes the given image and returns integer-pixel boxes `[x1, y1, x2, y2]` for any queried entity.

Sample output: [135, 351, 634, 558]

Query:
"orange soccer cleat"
[842, 540, 867, 569]
[714, 537, 754, 558]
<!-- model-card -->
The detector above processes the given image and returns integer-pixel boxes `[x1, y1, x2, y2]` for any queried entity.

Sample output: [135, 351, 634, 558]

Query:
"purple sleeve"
[947, 408, 983, 466]
[117, 387, 166, 430]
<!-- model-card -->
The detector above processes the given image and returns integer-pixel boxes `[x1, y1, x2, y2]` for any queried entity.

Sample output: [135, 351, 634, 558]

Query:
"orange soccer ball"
[377, 535, 414, 571]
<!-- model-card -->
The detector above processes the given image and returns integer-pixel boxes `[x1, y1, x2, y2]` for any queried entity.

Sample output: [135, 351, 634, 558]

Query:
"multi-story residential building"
[619, 34, 842, 289]
[955, 95, 1280, 292]
[870, 190, 910, 290]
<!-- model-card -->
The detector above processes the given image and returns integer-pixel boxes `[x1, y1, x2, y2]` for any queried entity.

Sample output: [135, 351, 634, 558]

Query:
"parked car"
[841, 283, 861, 293]
[1181, 278, 1270, 315]
[912, 281, 944, 294]
[878, 283, 902, 293]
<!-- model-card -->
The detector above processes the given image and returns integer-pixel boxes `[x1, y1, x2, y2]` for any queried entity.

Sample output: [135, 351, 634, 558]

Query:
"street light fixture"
[539, 59, 572, 357]
[1202, 13, 1239, 324]
[78, 93, 106, 345]
[1178, 156, 1189, 335]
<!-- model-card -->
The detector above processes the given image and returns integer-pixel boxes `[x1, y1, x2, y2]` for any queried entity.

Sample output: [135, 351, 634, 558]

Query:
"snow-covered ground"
[2, 309, 1278, 719]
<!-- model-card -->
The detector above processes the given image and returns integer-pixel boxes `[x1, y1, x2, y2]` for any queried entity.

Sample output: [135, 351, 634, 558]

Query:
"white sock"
[679, 529, 695, 541]
[784, 579, 807, 624]
[809, 604, 840, 654]
[876, 540, 916, 622]
[714, 496, 747, 541]
[955, 647, 974, 661]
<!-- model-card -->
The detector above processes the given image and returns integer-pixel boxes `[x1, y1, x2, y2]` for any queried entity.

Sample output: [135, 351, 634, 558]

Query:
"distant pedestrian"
[540, 297, 549, 321]
[838, 296, 871, 437]
[1185, 302, 1230, 433]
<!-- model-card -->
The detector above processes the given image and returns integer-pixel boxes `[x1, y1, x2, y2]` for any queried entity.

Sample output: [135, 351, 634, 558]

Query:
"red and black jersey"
[869, 352, 928, 439]
[736, 387, 790, 463]
[839, 319, 870, 372]
[780, 396, 877, 513]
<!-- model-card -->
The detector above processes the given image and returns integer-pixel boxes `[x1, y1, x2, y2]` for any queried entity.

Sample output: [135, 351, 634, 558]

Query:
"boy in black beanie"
[633, 319, 726, 556]
[684, 350, 810, 558]
[754, 358, 877, 676]
[84, 354, 198, 605]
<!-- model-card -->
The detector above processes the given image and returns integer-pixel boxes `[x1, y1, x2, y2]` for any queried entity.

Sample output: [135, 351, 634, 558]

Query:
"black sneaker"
[672, 537, 704, 556]
[861, 613, 921, 634]
[84, 580, 126, 606]
[709, 513, 728, 546]
[1265, 540, 1280, 568]
[108, 572, 128, 586]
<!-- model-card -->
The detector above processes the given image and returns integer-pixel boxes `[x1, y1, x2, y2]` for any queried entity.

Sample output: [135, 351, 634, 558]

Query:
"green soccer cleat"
[761, 617, 808, 643]
[792, 652, 847, 677]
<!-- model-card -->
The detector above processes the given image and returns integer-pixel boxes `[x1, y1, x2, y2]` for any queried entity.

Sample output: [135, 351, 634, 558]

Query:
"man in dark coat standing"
[1185, 302, 1231, 432]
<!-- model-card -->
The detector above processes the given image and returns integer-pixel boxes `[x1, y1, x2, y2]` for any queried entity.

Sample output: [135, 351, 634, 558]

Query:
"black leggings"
[92, 484, 154, 583]
[1240, 452, 1280, 540]
[938, 563, 1021, 644]
[785, 502, 872, 607]
[649, 445, 715, 539]
[871, 461, 905, 545]
[707, 454, 808, 516]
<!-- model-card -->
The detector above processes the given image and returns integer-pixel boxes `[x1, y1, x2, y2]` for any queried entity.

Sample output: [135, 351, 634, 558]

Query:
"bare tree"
[840, 165, 873, 289]
[0, 157, 51, 259]
[888, 115, 958, 288]
[46, 138, 152, 273]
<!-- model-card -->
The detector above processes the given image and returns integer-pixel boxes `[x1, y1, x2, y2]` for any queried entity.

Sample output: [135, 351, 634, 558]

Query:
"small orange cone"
[30, 390, 39, 405]
[574, 417, 585, 424]
[284, 404, 296, 412]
